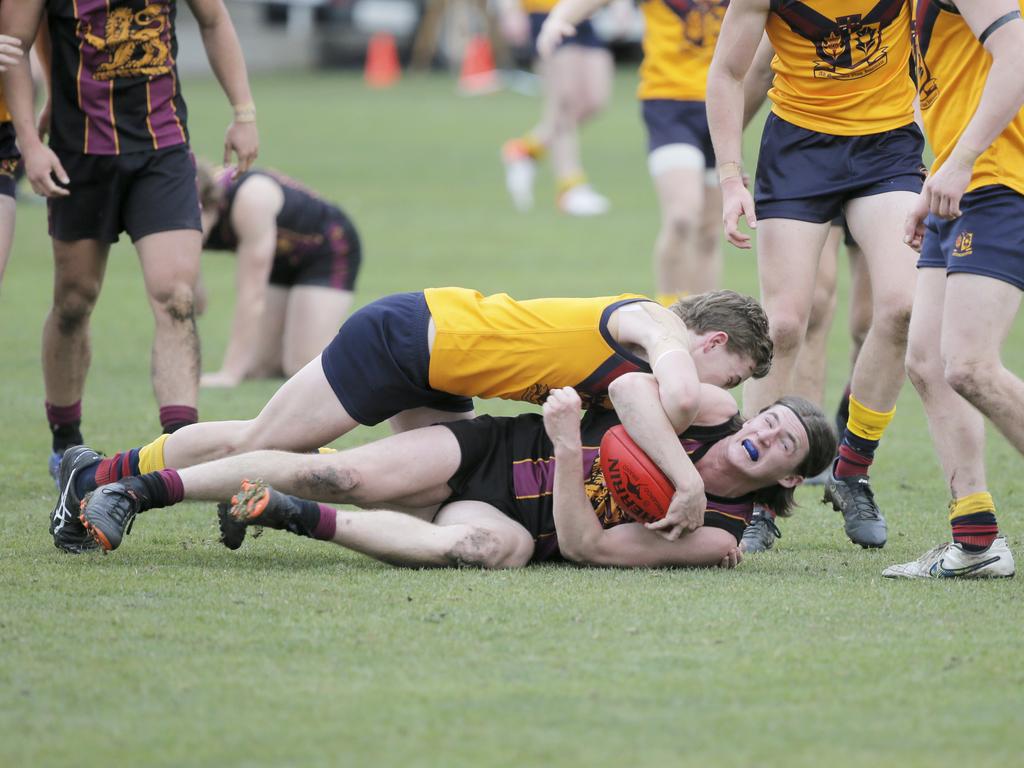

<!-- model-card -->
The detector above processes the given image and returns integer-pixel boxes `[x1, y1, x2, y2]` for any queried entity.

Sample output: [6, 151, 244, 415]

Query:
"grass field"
[1, 71, 1022, 767]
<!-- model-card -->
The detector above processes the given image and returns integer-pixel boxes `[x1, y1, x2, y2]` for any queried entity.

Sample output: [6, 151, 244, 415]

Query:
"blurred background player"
[708, 0, 926, 549]
[539, 0, 728, 302]
[890, 0, 1024, 579]
[498, 0, 613, 216]
[195, 161, 362, 387]
[0, 31, 22, 294]
[0, 0, 259, 480]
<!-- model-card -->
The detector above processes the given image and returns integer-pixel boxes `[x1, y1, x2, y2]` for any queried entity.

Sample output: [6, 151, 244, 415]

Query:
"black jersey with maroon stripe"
[444, 408, 753, 562]
[205, 169, 341, 254]
[47, 0, 188, 155]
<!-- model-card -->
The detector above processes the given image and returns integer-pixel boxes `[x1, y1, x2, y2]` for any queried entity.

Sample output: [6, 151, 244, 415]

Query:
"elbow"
[608, 372, 657, 407]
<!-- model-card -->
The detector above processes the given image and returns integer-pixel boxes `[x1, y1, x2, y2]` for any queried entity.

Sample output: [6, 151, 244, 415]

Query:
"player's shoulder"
[231, 171, 284, 215]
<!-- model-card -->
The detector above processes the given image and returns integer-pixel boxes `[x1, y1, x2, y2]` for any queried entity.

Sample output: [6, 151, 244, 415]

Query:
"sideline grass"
[1, 72, 1022, 767]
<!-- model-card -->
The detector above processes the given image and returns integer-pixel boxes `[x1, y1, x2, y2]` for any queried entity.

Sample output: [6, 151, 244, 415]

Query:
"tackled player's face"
[727, 405, 808, 488]
[691, 331, 757, 390]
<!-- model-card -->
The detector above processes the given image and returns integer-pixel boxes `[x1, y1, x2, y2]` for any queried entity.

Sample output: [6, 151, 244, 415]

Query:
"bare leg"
[162, 354, 360, 467]
[324, 500, 535, 569]
[793, 224, 841, 406]
[905, 269, 988, 497]
[844, 193, 918, 412]
[546, 45, 612, 183]
[941, 274, 1024, 454]
[177, 424, 462, 505]
[43, 238, 110, 405]
[388, 406, 476, 434]
[0, 196, 15, 292]
[136, 229, 202, 408]
[651, 165, 707, 297]
[694, 180, 724, 294]
[281, 285, 353, 377]
[741, 218, 831, 417]
[846, 242, 872, 368]
[244, 285, 288, 379]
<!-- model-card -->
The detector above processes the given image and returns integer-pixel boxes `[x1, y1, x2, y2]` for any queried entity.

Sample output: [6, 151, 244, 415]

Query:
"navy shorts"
[641, 99, 715, 168]
[268, 208, 363, 292]
[916, 184, 1024, 291]
[0, 122, 20, 199]
[529, 13, 604, 56]
[754, 113, 926, 223]
[48, 144, 202, 244]
[320, 291, 475, 426]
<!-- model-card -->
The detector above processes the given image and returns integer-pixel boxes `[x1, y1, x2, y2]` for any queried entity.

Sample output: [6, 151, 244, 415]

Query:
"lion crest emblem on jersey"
[80, 3, 171, 81]
[661, 0, 729, 49]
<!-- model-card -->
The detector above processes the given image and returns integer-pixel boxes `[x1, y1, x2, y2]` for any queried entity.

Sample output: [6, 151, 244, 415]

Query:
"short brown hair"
[669, 290, 773, 378]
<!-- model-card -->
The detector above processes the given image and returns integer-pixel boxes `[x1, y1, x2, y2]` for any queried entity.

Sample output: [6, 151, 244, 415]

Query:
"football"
[599, 425, 674, 524]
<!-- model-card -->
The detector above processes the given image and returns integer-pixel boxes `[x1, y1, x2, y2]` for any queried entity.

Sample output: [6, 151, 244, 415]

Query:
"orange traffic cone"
[458, 35, 499, 95]
[365, 33, 400, 89]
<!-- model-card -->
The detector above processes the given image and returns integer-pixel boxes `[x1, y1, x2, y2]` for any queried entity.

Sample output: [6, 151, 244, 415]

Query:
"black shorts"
[641, 99, 715, 169]
[47, 144, 202, 244]
[529, 13, 604, 56]
[754, 113, 926, 223]
[320, 291, 474, 426]
[0, 122, 20, 199]
[269, 208, 363, 292]
[917, 184, 1024, 290]
[443, 413, 749, 562]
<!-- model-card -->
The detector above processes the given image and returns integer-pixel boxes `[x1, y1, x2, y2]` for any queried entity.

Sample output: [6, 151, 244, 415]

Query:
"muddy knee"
[295, 462, 361, 502]
[446, 527, 506, 569]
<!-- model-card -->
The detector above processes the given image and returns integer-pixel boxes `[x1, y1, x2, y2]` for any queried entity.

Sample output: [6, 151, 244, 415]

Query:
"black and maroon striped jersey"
[46, 0, 188, 155]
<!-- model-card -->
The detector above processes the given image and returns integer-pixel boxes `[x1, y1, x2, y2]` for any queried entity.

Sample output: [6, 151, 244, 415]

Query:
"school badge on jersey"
[661, 0, 728, 49]
[953, 232, 973, 258]
[80, 3, 173, 82]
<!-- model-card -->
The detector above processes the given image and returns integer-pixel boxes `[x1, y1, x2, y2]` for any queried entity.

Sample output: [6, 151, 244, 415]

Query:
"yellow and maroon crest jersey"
[912, 0, 1024, 196]
[424, 287, 654, 409]
[765, 0, 915, 135]
[638, 0, 728, 101]
[46, 0, 188, 154]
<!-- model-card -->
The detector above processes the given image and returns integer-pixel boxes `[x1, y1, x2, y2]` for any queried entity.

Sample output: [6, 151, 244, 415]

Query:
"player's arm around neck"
[707, 0, 770, 248]
[206, 176, 283, 386]
[187, 0, 258, 173]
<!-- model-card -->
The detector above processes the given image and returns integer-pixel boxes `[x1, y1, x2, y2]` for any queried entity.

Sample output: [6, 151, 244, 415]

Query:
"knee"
[151, 281, 196, 324]
[52, 282, 101, 333]
[870, 298, 913, 345]
[768, 311, 810, 356]
[905, 338, 939, 393]
[575, 95, 605, 123]
[446, 526, 528, 569]
[807, 285, 837, 333]
[943, 356, 995, 404]
[663, 209, 699, 243]
[295, 460, 362, 503]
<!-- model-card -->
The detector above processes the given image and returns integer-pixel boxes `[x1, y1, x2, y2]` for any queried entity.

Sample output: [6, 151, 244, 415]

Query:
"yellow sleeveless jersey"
[424, 287, 654, 408]
[913, 0, 1024, 196]
[521, 0, 557, 13]
[766, 0, 915, 135]
[0, 82, 9, 124]
[638, 0, 728, 101]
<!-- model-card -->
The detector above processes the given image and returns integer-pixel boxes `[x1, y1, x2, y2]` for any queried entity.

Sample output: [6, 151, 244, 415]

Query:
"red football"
[599, 425, 674, 524]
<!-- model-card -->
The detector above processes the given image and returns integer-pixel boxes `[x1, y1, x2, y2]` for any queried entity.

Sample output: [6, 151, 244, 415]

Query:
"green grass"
[1, 71, 1022, 767]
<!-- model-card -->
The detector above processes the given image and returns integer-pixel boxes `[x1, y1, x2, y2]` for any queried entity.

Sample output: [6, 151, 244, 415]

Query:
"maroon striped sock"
[94, 449, 142, 487]
[159, 405, 198, 434]
[313, 504, 337, 541]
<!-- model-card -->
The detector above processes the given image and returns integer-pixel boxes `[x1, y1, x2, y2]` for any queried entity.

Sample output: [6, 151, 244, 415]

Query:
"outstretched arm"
[544, 387, 741, 568]
[186, 0, 258, 173]
[202, 176, 282, 387]
[706, 0, 771, 248]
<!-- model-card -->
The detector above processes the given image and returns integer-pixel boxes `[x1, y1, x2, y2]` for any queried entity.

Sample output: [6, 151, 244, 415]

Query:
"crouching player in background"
[50, 289, 773, 553]
[888, 0, 1024, 579]
[75, 384, 835, 568]
[195, 161, 362, 387]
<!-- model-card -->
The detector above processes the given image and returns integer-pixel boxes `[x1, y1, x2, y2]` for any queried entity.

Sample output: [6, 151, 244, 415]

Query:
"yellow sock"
[846, 395, 895, 442]
[656, 292, 687, 308]
[948, 492, 996, 522]
[521, 134, 546, 160]
[138, 434, 170, 474]
[557, 172, 587, 197]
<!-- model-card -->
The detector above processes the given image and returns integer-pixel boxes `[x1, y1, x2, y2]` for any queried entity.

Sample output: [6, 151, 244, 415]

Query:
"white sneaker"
[501, 140, 536, 212]
[882, 536, 1015, 579]
[558, 184, 610, 217]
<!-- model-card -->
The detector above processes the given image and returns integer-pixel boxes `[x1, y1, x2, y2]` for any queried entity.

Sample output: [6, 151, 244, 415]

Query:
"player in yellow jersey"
[49, 287, 773, 554]
[498, 0, 615, 215]
[706, 0, 926, 548]
[886, 0, 1024, 579]
[538, 0, 729, 301]
[0, 34, 23, 293]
